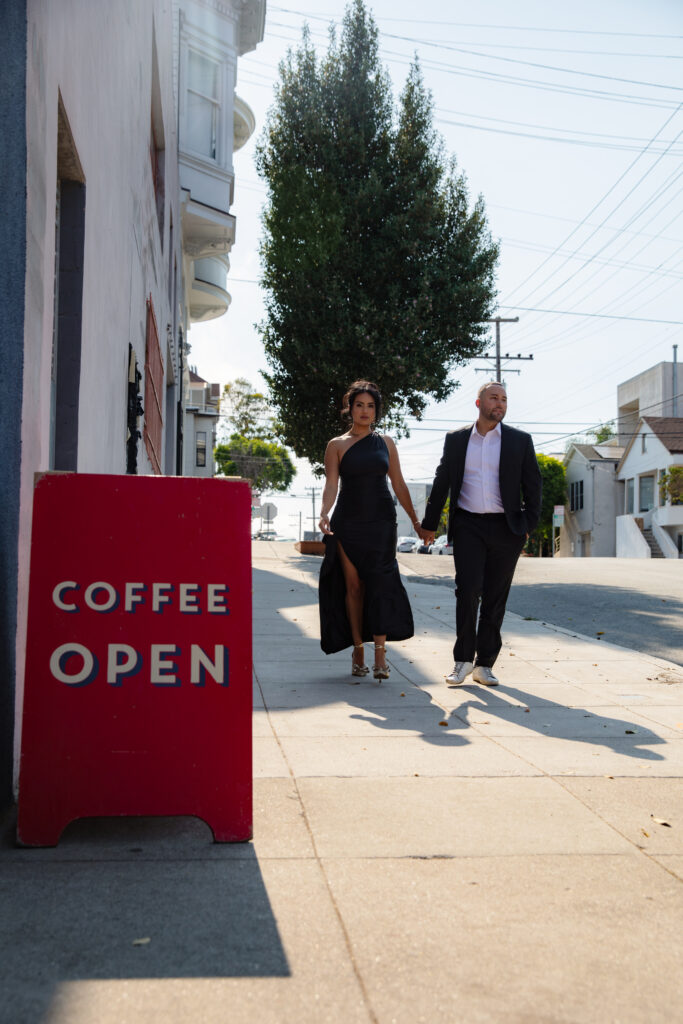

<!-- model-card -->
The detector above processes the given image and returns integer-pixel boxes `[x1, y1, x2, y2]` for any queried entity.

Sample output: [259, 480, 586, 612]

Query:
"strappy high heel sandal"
[372, 643, 390, 682]
[351, 643, 370, 680]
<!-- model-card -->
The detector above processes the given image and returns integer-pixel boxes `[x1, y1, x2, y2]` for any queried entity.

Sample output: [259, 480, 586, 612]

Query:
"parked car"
[429, 534, 453, 555]
[416, 542, 431, 554]
[396, 536, 418, 553]
[255, 530, 277, 541]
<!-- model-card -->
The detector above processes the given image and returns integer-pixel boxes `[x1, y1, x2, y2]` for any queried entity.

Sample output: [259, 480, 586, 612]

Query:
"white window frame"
[178, 21, 237, 172]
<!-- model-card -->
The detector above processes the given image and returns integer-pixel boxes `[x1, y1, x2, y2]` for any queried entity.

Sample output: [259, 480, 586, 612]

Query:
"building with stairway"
[616, 417, 683, 558]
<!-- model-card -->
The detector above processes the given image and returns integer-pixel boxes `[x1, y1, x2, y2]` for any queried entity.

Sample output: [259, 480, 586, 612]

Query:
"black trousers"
[451, 510, 525, 668]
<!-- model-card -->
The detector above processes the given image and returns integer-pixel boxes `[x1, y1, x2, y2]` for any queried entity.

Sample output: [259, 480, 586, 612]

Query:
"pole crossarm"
[474, 316, 532, 382]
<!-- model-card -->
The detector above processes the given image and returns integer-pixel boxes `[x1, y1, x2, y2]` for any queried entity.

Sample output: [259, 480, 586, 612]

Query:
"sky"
[187, 0, 683, 539]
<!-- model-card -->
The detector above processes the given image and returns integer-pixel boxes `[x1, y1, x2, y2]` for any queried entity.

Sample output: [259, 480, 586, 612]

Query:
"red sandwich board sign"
[17, 473, 252, 846]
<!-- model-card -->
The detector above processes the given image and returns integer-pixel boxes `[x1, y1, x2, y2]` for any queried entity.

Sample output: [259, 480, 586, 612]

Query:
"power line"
[269, 7, 682, 40]
[498, 307, 683, 324]
[501, 100, 683, 307]
[435, 115, 682, 154]
[377, 30, 683, 92]
[263, 28, 682, 110]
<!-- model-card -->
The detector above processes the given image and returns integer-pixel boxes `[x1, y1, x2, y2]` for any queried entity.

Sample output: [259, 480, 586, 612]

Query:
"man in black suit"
[421, 382, 542, 686]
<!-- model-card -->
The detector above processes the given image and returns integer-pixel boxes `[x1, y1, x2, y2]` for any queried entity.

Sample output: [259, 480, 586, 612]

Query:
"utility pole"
[673, 344, 678, 417]
[305, 486, 319, 534]
[475, 316, 533, 382]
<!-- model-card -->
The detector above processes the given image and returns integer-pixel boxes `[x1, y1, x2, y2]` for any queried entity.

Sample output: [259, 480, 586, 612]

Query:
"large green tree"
[526, 455, 566, 557]
[256, 0, 499, 468]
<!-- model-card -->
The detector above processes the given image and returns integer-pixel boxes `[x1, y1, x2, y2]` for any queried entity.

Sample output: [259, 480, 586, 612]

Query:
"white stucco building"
[618, 362, 679, 445]
[184, 370, 221, 476]
[559, 442, 624, 557]
[10, 0, 265, 790]
[616, 417, 683, 558]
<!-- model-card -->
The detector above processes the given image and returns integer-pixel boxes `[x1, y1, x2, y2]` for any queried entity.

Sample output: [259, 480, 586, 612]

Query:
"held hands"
[415, 524, 435, 545]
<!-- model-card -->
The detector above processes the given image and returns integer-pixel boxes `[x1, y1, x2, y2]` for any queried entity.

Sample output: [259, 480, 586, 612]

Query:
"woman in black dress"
[318, 381, 423, 681]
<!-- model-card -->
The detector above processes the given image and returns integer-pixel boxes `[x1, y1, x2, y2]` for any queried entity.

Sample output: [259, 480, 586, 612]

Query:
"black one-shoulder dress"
[319, 432, 415, 654]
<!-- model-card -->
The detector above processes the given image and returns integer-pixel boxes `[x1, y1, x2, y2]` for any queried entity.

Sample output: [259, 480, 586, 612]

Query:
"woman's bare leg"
[372, 633, 387, 671]
[337, 542, 365, 668]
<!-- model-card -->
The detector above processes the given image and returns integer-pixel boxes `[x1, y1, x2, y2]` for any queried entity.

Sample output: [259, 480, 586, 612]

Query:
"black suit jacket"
[422, 423, 542, 539]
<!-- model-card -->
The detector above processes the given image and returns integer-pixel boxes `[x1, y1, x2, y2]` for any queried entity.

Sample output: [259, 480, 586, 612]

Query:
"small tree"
[590, 421, 616, 444]
[526, 455, 566, 557]
[438, 498, 450, 538]
[660, 466, 683, 505]
[220, 378, 274, 441]
[214, 434, 295, 495]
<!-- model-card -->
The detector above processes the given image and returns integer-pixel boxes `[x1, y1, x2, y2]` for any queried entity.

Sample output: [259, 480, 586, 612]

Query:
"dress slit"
[319, 433, 414, 655]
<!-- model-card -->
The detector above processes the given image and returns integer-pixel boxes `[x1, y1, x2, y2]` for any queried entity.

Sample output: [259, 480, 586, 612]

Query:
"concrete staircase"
[642, 527, 665, 558]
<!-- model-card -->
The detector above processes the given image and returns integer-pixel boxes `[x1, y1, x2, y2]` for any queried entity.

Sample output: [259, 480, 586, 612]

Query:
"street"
[398, 553, 683, 667]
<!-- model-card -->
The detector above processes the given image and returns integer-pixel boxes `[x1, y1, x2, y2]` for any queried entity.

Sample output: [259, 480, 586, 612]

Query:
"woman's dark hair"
[341, 380, 382, 426]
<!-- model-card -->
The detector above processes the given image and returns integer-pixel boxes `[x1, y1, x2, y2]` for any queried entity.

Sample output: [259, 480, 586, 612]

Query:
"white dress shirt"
[457, 422, 505, 514]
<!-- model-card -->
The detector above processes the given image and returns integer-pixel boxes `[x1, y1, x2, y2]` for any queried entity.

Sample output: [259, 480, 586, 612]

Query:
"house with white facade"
[184, 370, 222, 476]
[616, 417, 683, 558]
[559, 441, 624, 557]
[0, 0, 265, 806]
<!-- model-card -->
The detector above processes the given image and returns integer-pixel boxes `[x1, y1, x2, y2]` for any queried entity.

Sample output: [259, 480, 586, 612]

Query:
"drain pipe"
[674, 344, 678, 417]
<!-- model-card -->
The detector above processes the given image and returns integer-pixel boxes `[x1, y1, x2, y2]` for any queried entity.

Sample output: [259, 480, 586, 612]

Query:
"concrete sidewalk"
[2, 542, 683, 1023]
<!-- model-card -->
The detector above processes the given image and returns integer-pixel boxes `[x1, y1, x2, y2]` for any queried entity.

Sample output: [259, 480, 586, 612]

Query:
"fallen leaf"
[596, 631, 605, 636]
[524, 708, 530, 713]
[132, 938, 151, 946]
[400, 692, 406, 697]
[414, 772, 419, 776]
[651, 816, 672, 827]
[509, 652, 515, 657]
[438, 720, 448, 727]
[625, 729, 635, 734]
[434, 606, 440, 609]
[604, 775, 614, 779]
[640, 829, 649, 838]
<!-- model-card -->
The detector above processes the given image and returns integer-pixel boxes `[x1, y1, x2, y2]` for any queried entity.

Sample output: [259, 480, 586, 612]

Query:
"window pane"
[196, 430, 207, 467]
[626, 479, 634, 514]
[188, 51, 218, 99]
[639, 476, 654, 512]
[186, 92, 216, 159]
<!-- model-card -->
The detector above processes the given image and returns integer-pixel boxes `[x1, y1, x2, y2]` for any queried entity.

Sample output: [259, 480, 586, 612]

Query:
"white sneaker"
[445, 661, 473, 686]
[472, 665, 499, 686]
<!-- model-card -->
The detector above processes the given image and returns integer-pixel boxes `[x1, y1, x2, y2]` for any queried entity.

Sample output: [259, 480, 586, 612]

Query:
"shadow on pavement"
[450, 684, 666, 760]
[0, 810, 289, 1022]
[506, 581, 683, 666]
[253, 562, 669, 759]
